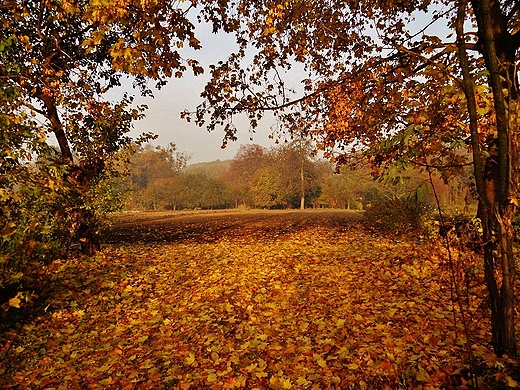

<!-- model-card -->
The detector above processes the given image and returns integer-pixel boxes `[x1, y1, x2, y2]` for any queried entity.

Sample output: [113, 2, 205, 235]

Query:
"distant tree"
[200, 177, 232, 209]
[130, 143, 189, 188]
[251, 167, 287, 209]
[177, 173, 231, 209]
[141, 177, 176, 210]
[319, 166, 380, 209]
[445, 167, 477, 213]
[320, 173, 353, 210]
[222, 144, 266, 207]
[272, 141, 321, 209]
[185, 160, 231, 178]
[126, 143, 189, 210]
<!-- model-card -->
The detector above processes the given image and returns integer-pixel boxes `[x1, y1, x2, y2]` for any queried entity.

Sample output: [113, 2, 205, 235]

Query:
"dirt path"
[104, 209, 366, 244]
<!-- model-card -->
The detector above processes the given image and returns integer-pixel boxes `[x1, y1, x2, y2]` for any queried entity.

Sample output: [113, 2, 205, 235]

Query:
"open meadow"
[1, 210, 518, 389]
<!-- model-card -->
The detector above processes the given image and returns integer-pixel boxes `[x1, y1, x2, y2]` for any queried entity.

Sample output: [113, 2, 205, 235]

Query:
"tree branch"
[506, 1, 520, 23]
[409, 158, 472, 170]
[394, 44, 463, 87]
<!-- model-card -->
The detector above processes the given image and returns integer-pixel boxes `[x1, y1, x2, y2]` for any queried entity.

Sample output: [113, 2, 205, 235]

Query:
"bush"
[1, 162, 123, 293]
[365, 197, 434, 233]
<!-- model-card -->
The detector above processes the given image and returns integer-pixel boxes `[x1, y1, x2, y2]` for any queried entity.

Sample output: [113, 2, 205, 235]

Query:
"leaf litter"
[0, 211, 517, 389]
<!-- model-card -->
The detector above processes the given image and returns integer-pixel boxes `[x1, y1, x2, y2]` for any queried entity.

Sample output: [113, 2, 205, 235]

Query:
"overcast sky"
[115, 23, 282, 164]
[109, 8, 447, 164]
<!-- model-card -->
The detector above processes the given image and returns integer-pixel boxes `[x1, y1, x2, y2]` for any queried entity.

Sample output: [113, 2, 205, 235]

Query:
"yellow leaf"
[338, 346, 350, 359]
[245, 362, 257, 372]
[185, 353, 195, 366]
[336, 318, 346, 327]
[8, 295, 21, 308]
[415, 366, 430, 382]
[317, 357, 327, 368]
[99, 377, 112, 386]
[347, 363, 359, 370]
[207, 372, 217, 383]
[257, 358, 267, 371]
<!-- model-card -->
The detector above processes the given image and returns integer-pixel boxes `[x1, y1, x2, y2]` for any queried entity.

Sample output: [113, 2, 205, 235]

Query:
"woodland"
[1, 0, 520, 388]
[123, 141, 473, 214]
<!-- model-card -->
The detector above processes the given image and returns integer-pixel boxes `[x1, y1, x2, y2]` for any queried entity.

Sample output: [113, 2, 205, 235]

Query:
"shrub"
[365, 196, 434, 233]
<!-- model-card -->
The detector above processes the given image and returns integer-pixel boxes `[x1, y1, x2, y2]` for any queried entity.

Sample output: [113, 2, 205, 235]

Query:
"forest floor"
[1, 209, 519, 389]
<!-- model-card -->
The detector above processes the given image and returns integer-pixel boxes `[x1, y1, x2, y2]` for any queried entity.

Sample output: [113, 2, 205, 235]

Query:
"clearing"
[1, 210, 518, 389]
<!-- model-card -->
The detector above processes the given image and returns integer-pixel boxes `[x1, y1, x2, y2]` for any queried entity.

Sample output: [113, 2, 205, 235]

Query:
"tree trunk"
[467, 0, 518, 357]
[300, 157, 305, 210]
[478, 170, 517, 356]
[40, 93, 74, 162]
[78, 216, 101, 256]
[41, 87, 101, 256]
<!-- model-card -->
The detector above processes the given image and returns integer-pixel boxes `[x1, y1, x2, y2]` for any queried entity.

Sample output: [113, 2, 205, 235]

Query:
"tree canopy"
[0, 0, 207, 288]
[1, 0, 203, 168]
[0, 0, 204, 257]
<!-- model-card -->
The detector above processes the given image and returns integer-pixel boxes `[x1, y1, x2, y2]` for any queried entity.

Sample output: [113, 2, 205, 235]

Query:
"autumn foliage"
[2, 0, 519, 369]
[1, 211, 518, 389]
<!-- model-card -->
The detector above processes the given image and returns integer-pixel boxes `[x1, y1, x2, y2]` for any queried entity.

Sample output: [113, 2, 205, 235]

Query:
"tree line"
[125, 141, 475, 218]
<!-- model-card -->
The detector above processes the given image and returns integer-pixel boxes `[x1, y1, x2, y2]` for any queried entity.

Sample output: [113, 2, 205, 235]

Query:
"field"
[1, 210, 518, 389]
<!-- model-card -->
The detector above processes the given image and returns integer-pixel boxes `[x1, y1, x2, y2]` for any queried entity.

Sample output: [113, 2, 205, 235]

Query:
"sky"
[113, 24, 281, 164]
[109, 7, 449, 164]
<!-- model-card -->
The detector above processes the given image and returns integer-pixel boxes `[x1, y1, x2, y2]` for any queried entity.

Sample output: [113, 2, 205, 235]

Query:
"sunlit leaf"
[185, 353, 196, 366]
[8, 295, 22, 308]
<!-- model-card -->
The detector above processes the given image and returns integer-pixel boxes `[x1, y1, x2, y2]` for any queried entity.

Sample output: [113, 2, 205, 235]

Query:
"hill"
[184, 159, 231, 178]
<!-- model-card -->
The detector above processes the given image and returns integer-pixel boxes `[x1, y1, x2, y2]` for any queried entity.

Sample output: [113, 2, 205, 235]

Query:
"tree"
[129, 143, 189, 188]
[222, 144, 267, 207]
[190, 1, 519, 356]
[1, 0, 202, 255]
[319, 167, 373, 210]
[251, 167, 287, 208]
[124, 143, 189, 210]
[271, 141, 321, 209]
[176, 173, 231, 209]
[456, 0, 519, 358]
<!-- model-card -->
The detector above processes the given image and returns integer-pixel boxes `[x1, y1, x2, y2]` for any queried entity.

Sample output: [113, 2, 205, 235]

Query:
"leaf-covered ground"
[1, 210, 519, 389]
